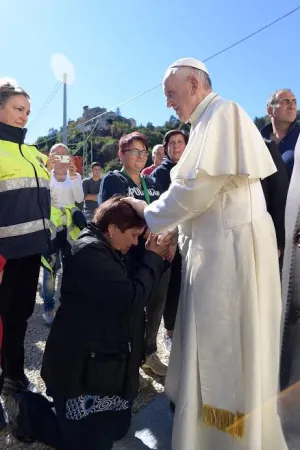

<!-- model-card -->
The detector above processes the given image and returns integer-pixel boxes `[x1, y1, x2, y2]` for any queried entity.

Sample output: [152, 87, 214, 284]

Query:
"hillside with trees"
[35, 114, 190, 173]
[35, 110, 300, 174]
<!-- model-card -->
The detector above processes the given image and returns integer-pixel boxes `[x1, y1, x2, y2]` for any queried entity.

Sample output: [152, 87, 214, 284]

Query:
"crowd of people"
[0, 56, 299, 449]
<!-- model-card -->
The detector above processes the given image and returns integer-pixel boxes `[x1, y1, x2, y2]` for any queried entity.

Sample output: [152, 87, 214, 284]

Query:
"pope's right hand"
[145, 233, 170, 259]
[123, 197, 147, 218]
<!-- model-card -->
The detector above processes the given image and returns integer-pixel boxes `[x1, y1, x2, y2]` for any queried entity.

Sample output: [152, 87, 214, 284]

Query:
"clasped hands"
[124, 197, 177, 263]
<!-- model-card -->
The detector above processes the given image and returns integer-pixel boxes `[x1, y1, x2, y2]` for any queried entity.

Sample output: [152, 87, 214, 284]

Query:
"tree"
[179, 122, 191, 133]
[104, 157, 122, 173]
[146, 122, 155, 130]
[37, 105, 294, 170]
[254, 116, 268, 130]
[164, 115, 180, 130]
[100, 139, 119, 164]
[111, 121, 130, 139]
[36, 127, 58, 152]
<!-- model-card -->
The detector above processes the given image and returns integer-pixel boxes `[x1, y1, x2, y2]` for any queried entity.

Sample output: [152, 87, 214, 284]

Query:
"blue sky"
[1, 0, 299, 143]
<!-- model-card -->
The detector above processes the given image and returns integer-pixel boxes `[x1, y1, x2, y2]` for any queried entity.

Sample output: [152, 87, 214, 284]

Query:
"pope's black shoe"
[3, 393, 35, 443]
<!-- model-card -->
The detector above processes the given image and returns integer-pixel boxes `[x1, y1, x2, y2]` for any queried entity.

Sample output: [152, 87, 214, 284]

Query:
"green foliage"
[34, 114, 190, 168]
[100, 139, 119, 164]
[254, 116, 269, 130]
[104, 158, 122, 173]
[111, 121, 131, 139]
[33, 106, 300, 177]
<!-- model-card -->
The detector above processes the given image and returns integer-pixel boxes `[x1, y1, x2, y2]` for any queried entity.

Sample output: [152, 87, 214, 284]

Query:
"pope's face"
[164, 74, 194, 123]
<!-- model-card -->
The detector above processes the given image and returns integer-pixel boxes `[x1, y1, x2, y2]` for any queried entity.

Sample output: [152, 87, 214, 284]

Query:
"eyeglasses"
[123, 149, 149, 157]
[168, 140, 185, 146]
[278, 99, 297, 106]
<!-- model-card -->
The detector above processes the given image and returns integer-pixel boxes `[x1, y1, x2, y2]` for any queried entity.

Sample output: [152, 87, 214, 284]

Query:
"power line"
[203, 6, 300, 63]
[35, 86, 159, 147]
[29, 82, 62, 129]
[36, 5, 300, 148]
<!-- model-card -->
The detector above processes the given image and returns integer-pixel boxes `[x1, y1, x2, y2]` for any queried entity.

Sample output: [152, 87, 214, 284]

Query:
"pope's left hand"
[68, 159, 77, 178]
[123, 197, 147, 218]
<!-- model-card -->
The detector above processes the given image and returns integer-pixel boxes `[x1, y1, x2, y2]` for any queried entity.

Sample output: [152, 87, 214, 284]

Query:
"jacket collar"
[189, 92, 219, 126]
[162, 156, 176, 168]
[77, 223, 124, 261]
[261, 120, 300, 140]
[0, 122, 27, 144]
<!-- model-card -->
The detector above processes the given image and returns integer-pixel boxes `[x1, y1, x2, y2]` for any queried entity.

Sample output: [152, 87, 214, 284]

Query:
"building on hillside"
[79, 106, 136, 133]
[129, 118, 137, 128]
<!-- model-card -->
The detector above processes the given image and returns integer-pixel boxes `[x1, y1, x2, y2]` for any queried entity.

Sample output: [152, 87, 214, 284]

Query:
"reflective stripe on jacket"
[49, 204, 81, 244]
[0, 123, 51, 259]
[41, 204, 81, 274]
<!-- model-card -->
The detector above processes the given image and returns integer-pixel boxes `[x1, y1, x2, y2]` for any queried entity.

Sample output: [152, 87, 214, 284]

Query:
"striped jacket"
[0, 122, 51, 259]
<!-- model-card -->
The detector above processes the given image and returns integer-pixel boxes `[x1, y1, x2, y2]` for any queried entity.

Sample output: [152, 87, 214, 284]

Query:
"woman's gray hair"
[0, 78, 30, 107]
[50, 143, 69, 154]
[164, 66, 212, 89]
[152, 144, 163, 156]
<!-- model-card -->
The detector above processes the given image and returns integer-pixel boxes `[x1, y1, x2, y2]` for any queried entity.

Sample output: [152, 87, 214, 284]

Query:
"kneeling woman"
[8, 196, 171, 450]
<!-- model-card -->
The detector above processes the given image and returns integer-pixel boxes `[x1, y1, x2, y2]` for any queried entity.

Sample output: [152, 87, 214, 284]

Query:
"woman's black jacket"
[41, 224, 165, 400]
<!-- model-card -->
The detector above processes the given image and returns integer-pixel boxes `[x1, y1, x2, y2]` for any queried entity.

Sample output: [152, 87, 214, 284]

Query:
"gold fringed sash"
[202, 405, 245, 438]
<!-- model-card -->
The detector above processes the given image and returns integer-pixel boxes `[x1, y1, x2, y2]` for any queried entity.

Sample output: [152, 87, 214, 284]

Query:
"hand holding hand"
[158, 232, 174, 246]
[165, 246, 176, 263]
[145, 233, 171, 259]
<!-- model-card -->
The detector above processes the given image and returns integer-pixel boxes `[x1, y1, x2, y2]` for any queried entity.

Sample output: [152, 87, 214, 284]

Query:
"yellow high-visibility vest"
[0, 135, 51, 259]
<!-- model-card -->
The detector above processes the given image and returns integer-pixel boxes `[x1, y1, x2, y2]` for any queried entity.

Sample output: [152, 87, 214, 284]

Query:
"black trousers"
[0, 254, 41, 383]
[145, 268, 170, 356]
[163, 248, 182, 332]
[16, 391, 131, 450]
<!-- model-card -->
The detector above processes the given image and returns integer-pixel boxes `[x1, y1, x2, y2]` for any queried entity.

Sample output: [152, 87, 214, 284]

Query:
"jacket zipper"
[18, 143, 50, 240]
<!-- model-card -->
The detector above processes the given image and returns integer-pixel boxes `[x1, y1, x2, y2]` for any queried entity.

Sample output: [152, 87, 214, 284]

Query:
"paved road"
[114, 394, 173, 449]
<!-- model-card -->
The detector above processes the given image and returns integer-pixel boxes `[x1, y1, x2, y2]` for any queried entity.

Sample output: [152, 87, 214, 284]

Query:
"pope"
[125, 57, 287, 450]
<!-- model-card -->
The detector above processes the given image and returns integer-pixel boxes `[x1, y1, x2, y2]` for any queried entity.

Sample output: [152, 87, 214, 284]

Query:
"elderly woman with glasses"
[99, 132, 171, 380]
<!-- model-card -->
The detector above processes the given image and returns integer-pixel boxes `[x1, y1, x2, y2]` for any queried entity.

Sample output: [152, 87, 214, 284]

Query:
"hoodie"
[150, 157, 176, 193]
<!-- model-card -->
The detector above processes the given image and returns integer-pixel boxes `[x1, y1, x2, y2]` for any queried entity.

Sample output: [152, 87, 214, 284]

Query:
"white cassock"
[144, 93, 287, 450]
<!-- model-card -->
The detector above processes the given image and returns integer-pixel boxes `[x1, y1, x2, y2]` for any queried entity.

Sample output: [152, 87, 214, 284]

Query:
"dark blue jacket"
[150, 157, 176, 194]
[98, 170, 160, 205]
[98, 170, 161, 269]
[261, 140, 289, 250]
[261, 121, 300, 180]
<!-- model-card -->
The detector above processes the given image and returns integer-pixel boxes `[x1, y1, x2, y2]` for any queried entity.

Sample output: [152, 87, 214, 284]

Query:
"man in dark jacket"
[261, 139, 289, 256]
[261, 89, 299, 180]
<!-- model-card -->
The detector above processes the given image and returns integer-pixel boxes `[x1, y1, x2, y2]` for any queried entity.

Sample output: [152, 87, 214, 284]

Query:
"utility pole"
[83, 128, 88, 177]
[62, 73, 68, 145]
[90, 140, 93, 165]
